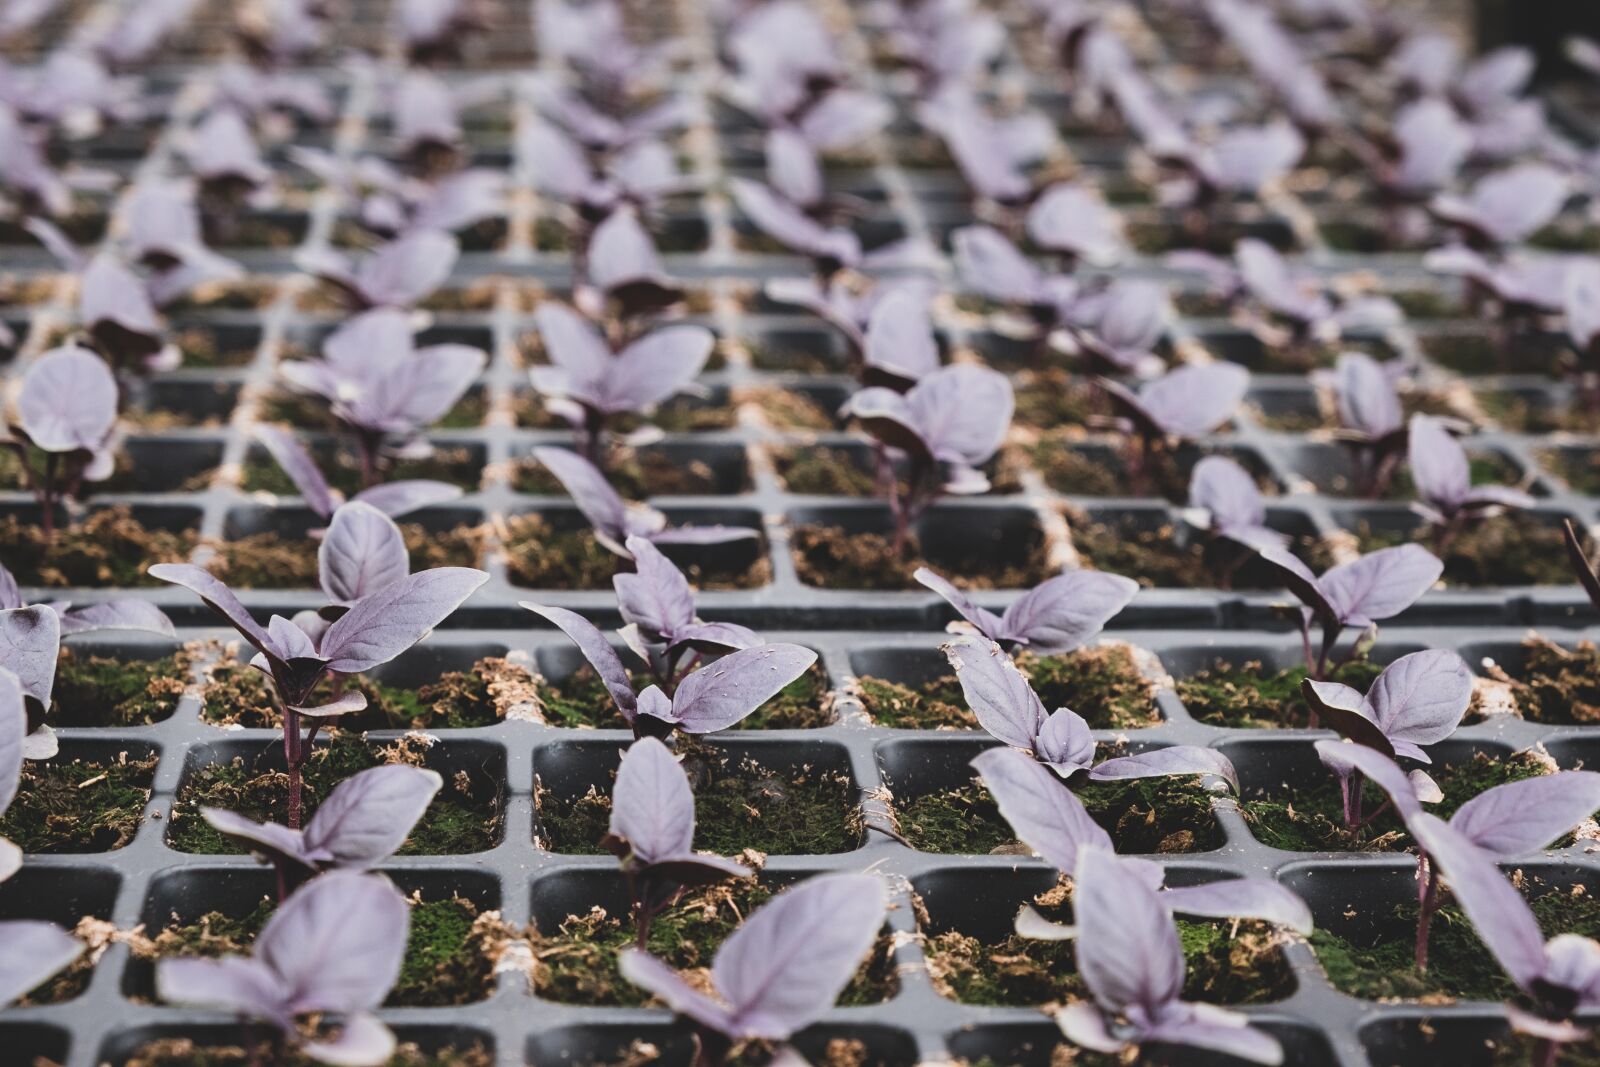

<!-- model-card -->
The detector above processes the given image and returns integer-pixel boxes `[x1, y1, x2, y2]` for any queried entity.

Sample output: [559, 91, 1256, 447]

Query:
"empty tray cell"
[214, 504, 486, 587]
[0, 865, 119, 1004]
[1416, 325, 1571, 377]
[1326, 504, 1580, 588]
[790, 503, 1052, 591]
[0, 738, 158, 854]
[52, 636, 191, 728]
[1067, 503, 1321, 591]
[512, 440, 751, 497]
[504, 504, 768, 590]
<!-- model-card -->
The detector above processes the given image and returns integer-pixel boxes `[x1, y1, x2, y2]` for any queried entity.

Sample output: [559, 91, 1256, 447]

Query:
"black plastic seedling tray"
[7, 0, 1600, 1063]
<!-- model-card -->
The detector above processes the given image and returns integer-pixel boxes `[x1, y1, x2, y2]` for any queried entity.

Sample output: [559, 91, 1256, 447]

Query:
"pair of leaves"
[297, 229, 460, 310]
[1187, 455, 1285, 550]
[1097, 363, 1249, 442]
[253, 425, 463, 523]
[614, 537, 758, 658]
[1254, 543, 1442, 633]
[915, 567, 1137, 655]
[1300, 649, 1473, 763]
[604, 736, 749, 885]
[1407, 414, 1532, 522]
[531, 302, 711, 421]
[842, 364, 1013, 484]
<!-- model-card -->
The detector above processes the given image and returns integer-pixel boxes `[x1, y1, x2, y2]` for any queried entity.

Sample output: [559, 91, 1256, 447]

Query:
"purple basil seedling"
[1254, 542, 1442, 677]
[1054, 847, 1286, 1065]
[763, 274, 938, 380]
[1564, 259, 1600, 422]
[294, 148, 502, 242]
[182, 107, 273, 239]
[531, 446, 759, 557]
[602, 737, 751, 946]
[278, 307, 486, 488]
[1328, 350, 1407, 498]
[842, 363, 1014, 556]
[1185, 454, 1287, 587]
[1314, 740, 1600, 975]
[613, 536, 758, 669]
[0, 664, 81, 1003]
[618, 872, 887, 1067]
[529, 301, 712, 463]
[1406, 413, 1532, 550]
[120, 181, 246, 306]
[526, 600, 815, 739]
[915, 567, 1137, 655]
[150, 506, 488, 827]
[1095, 362, 1248, 495]
[157, 870, 410, 1067]
[296, 228, 461, 310]
[729, 176, 862, 286]
[76, 253, 176, 374]
[1430, 163, 1568, 250]
[5, 344, 120, 542]
[945, 634, 1237, 786]
[202, 763, 442, 899]
[253, 424, 464, 525]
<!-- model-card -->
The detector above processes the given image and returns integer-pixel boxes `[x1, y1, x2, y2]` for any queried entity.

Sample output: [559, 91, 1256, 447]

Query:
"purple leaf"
[1318, 544, 1443, 627]
[588, 209, 680, 307]
[914, 567, 1005, 644]
[1407, 415, 1471, 512]
[1565, 259, 1600, 353]
[522, 603, 638, 722]
[943, 635, 1047, 750]
[1073, 846, 1185, 1016]
[200, 807, 315, 869]
[1089, 745, 1238, 793]
[300, 1013, 396, 1067]
[610, 736, 695, 864]
[301, 764, 443, 869]
[613, 537, 696, 644]
[1408, 813, 1548, 992]
[254, 426, 338, 518]
[618, 946, 739, 1035]
[349, 480, 464, 519]
[15, 345, 117, 453]
[1034, 708, 1097, 775]
[0, 606, 61, 711]
[1335, 351, 1403, 439]
[607, 326, 714, 413]
[531, 446, 645, 548]
[0, 920, 82, 1007]
[355, 229, 460, 308]
[728, 177, 859, 267]
[318, 502, 410, 605]
[1189, 456, 1283, 548]
[998, 572, 1139, 654]
[1026, 184, 1122, 264]
[1431, 163, 1568, 246]
[1157, 879, 1312, 934]
[952, 225, 1050, 309]
[319, 567, 489, 674]
[1106, 363, 1249, 440]
[148, 564, 283, 667]
[58, 600, 175, 637]
[1362, 648, 1473, 751]
[1390, 100, 1473, 194]
[0, 667, 25, 818]
[1448, 771, 1600, 858]
[766, 127, 822, 208]
[1313, 740, 1426, 821]
[258, 870, 410, 1014]
[970, 746, 1113, 871]
[666, 644, 818, 733]
[862, 287, 939, 390]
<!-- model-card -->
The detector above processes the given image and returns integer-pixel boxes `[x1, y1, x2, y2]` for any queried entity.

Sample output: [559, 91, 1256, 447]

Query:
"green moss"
[1245, 751, 1549, 853]
[516, 392, 735, 433]
[858, 674, 973, 729]
[1019, 647, 1161, 730]
[538, 664, 830, 730]
[1313, 890, 1600, 1000]
[538, 746, 858, 856]
[928, 909, 1289, 1006]
[775, 447, 879, 496]
[897, 776, 1219, 855]
[536, 880, 895, 1006]
[240, 440, 481, 496]
[0, 509, 194, 588]
[201, 657, 527, 731]
[1478, 391, 1600, 434]
[52, 649, 188, 727]
[389, 897, 498, 1006]
[1389, 289, 1461, 320]
[1012, 369, 1097, 430]
[1177, 658, 1384, 729]
[168, 736, 501, 855]
[1472, 638, 1600, 725]
[0, 753, 156, 852]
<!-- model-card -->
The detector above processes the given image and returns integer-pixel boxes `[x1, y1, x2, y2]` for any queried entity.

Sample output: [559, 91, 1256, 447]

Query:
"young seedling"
[390, 69, 467, 173]
[1186, 455, 1287, 588]
[529, 301, 712, 463]
[150, 505, 488, 827]
[1054, 847, 1286, 1065]
[531, 446, 759, 556]
[0, 665, 82, 1002]
[602, 737, 751, 946]
[614, 536, 758, 666]
[252, 424, 464, 525]
[914, 567, 1137, 655]
[0, 105, 71, 219]
[1563, 259, 1600, 424]
[972, 746, 1311, 937]
[1429, 162, 1568, 250]
[296, 228, 461, 310]
[77, 253, 176, 374]
[278, 307, 486, 488]
[618, 873, 887, 1067]
[201, 763, 442, 900]
[1314, 740, 1600, 973]
[1410, 812, 1600, 1065]
[582, 207, 685, 320]
[762, 274, 938, 377]
[524, 601, 815, 739]
[1300, 648, 1474, 809]
[1328, 351, 1407, 498]
[517, 118, 690, 220]
[728, 176, 863, 287]
[1228, 238, 1402, 353]
[944, 634, 1238, 785]
[1253, 542, 1442, 677]
[120, 181, 245, 305]
[157, 870, 410, 1067]
[395, 0, 494, 63]
[842, 363, 1014, 557]
[292, 148, 503, 241]
[5, 344, 119, 542]
[182, 107, 272, 236]
[1406, 414, 1532, 551]
[1025, 182, 1123, 268]
[1168, 119, 1305, 212]
[1095, 362, 1249, 495]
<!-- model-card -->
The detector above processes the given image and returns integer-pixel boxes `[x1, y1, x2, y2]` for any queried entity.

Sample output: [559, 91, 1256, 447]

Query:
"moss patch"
[53, 648, 189, 727]
[209, 522, 484, 587]
[0, 752, 155, 852]
[168, 736, 501, 855]
[240, 440, 482, 495]
[540, 663, 831, 730]
[0, 509, 194, 588]
[857, 673, 973, 729]
[516, 392, 735, 433]
[927, 884, 1290, 1006]
[1244, 750, 1549, 853]
[793, 524, 1053, 591]
[1472, 638, 1600, 725]
[1479, 391, 1600, 434]
[749, 388, 838, 430]
[896, 775, 1220, 855]
[1313, 887, 1600, 1000]
[504, 515, 769, 590]
[1071, 516, 1314, 590]
[201, 656, 534, 731]
[538, 744, 858, 856]
[775, 447, 879, 496]
[515, 448, 738, 497]
[1177, 658, 1384, 729]
[1012, 369, 1097, 430]
[1345, 514, 1572, 587]
[536, 879, 894, 1006]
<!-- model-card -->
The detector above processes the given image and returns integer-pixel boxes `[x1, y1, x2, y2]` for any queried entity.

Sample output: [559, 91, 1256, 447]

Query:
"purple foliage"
[944, 634, 1237, 787]
[1303, 647, 1472, 772]
[252, 424, 463, 524]
[1328, 351, 1407, 497]
[1406, 414, 1532, 531]
[1187, 455, 1286, 557]
[1430, 163, 1568, 248]
[729, 176, 861, 280]
[618, 872, 887, 1054]
[77, 253, 172, 371]
[5, 344, 120, 539]
[524, 602, 814, 738]
[530, 446, 759, 556]
[915, 567, 1137, 654]
[296, 228, 461, 310]
[157, 870, 410, 1066]
[614, 536, 758, 661]
[601, 736, 751, 944]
